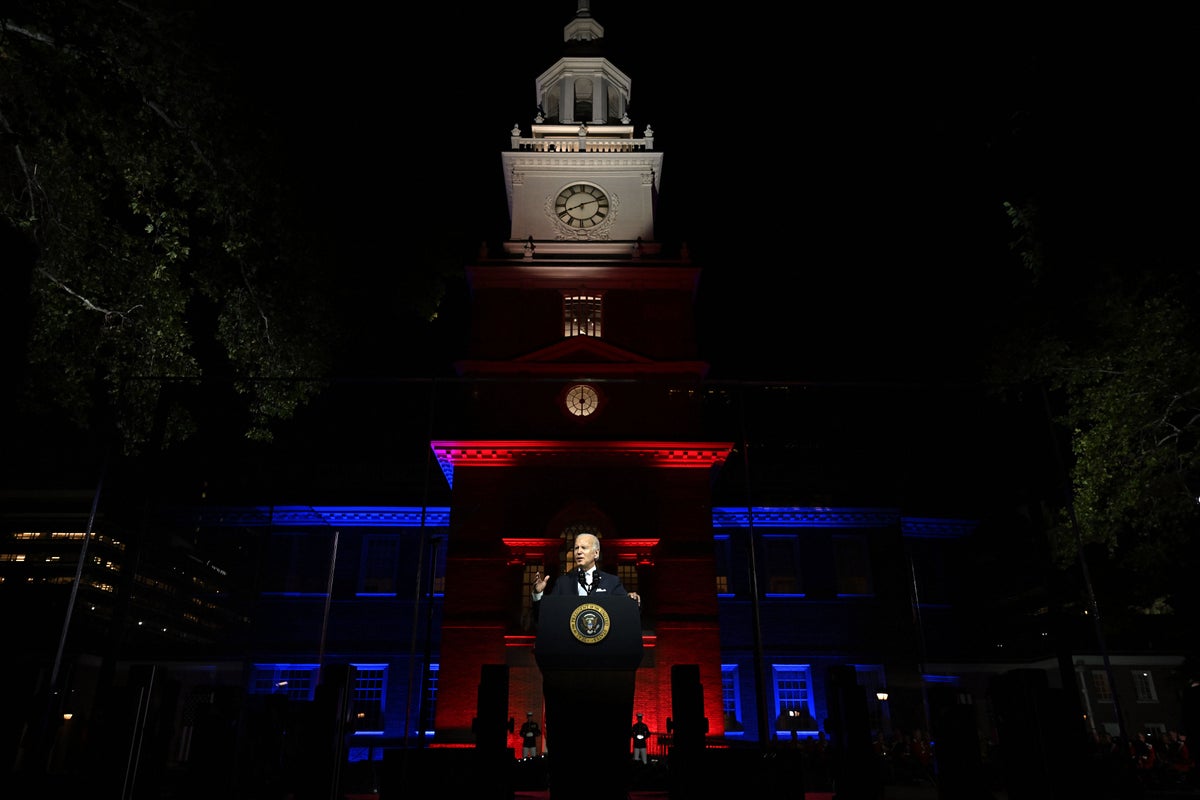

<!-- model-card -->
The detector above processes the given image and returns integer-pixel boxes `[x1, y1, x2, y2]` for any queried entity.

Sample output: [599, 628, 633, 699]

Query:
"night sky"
[3, 3, 1192, 385]
[218, 3, 1194, 385]
[2, 2, 1193, 503]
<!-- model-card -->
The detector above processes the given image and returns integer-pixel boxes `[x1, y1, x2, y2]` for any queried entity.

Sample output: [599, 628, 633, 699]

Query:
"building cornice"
[163, 504, 975, 537]
[430, 440, 733, 487]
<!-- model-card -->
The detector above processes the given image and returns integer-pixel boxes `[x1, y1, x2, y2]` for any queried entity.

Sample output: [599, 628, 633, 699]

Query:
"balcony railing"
[510, 136, 654, 153]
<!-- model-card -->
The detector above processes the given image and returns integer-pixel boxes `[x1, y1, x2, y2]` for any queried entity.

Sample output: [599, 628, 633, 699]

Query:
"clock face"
[554, 184, 610, 229]
[564, 384, 600, 417]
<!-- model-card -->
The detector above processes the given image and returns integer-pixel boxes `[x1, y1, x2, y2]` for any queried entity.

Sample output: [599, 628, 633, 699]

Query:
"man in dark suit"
[532, 533, 640, 607]
[529, 532, 641, 799]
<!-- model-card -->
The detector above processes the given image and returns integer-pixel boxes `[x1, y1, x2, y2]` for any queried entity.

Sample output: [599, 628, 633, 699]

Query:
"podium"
[534, 595, 643, 800]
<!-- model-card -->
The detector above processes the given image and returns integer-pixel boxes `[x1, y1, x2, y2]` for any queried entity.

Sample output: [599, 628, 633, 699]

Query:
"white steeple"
[564, 1, 603, 42]
[500, 3, 662, 254]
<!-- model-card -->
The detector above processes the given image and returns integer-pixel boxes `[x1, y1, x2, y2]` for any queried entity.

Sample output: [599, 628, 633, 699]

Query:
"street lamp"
[875, 691, 890, 737]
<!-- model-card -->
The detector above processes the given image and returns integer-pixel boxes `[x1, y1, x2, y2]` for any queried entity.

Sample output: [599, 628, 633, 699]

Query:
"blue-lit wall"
[215, 504, 974, 748]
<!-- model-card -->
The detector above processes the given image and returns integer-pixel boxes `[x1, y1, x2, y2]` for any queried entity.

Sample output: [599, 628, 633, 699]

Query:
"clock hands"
[556, 186, 608, 227]
[563, 197, 600, 214]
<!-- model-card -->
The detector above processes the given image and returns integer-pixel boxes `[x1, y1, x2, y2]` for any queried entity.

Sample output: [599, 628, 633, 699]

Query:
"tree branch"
[37, 267, 142, 323]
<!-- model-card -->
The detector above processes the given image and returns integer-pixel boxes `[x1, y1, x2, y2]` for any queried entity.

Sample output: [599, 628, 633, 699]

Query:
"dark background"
[2, 2, 1192, 516]
[213, 2, 1195, 384]
[5, 2, 1189, 385]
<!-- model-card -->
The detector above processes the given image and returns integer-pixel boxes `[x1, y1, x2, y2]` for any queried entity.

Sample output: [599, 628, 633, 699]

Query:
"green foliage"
[1, 0, 336, 454]
[1053, 294, 1200, 598]
[1003, 200, 1044, 278]
[993, 206, 1200, 618]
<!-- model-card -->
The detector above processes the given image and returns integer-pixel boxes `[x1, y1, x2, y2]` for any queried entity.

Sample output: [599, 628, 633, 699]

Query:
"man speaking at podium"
[532, 533, 641, 608]
[530, 532, 643, 799]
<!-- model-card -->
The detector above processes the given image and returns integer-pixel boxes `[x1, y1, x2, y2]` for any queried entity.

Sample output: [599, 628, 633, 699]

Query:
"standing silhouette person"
[520, 711, 541, 759]
[631, 713, 650, 764]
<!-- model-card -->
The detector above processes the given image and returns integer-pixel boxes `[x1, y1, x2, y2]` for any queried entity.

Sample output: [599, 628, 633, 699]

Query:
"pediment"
[513, 336, 650, 365]
[454, 336, 709, 379]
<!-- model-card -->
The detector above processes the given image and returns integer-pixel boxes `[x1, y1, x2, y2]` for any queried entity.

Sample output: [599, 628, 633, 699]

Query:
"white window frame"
[772, 664, 815, 733]
[721, 664, 743, 732]
[350, 664, 388, 733]
[251, 664, 318, 701]
[1132, 669, 1158, 703]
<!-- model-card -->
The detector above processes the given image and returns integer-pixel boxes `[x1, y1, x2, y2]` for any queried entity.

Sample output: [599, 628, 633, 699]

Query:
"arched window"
[563, 293, 602, 337]
[573, 77, 593, 123]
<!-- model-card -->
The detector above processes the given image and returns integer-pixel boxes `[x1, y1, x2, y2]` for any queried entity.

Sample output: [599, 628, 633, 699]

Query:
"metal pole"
[120, 665, 156, 800]
[50, 463, 105, 691]
[405, 378, 438, 749]
[907, 553, 932, 736]
[26, 456, 108, 779]
[317, 529, 340, 682]
[738, 386, 772, 748]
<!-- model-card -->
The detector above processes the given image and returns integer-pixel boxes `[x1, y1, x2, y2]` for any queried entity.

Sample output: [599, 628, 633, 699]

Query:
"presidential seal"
[569, 602, 611, 644]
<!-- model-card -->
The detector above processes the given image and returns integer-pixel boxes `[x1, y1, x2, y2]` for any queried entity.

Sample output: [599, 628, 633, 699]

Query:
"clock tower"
[499, 4, 661, 250]
[431, 2, 731, 759]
